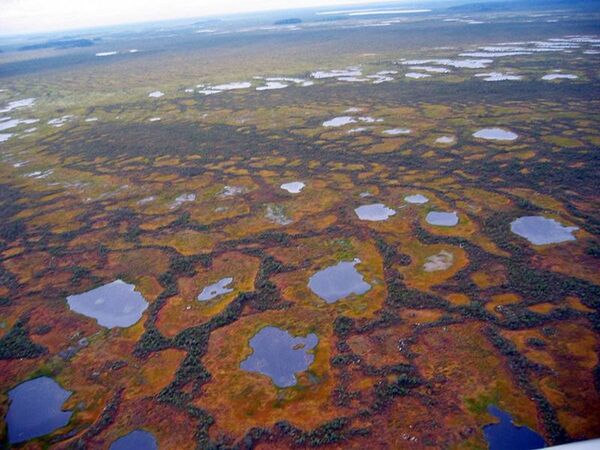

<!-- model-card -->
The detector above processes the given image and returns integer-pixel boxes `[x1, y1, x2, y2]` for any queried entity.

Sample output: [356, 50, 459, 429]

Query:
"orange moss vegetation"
[156, 252, 260, 337]
[485, 294, 521, 318]
[532, 242, 599, 285]
[270, 237, 386, 318]
[347, 325, 411, 369]
[399, 241, 468, 292]
[141, 230, 222, 256]
[502, 321, 600, 439]
[196, 307, 337, 439]
[107, 248, 170, 278]
[411, 322, 544, 447]
[471, 264, 507, 289]
[445, 293, 471, 306]
[60, 398, 197, 450]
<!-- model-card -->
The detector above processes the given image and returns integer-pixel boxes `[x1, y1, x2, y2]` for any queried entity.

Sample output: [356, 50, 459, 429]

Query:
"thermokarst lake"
[66, 280, 149, 328]
[426, 211, 459, 226]
[473, 127, 519, 141]
[510, 216, 579, 245]
[6, 377, 73, 444]
[308, 259, 371, 303]
[240, 326, 318, 388]
[354, 203, 396, 221]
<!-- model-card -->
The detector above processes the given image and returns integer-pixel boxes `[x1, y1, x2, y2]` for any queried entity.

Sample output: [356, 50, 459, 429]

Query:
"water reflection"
[511, 216, 578, 245]
[240, 326, 318, 388]
[483, 405, 545, 450]
[66, 280, 149, 328]
[426, 211, 459, 227]
[198, 277, 234, 301]
[308, 259, 371, 303]
[110, 430, 158, 450]
[6, 377, 73, 444]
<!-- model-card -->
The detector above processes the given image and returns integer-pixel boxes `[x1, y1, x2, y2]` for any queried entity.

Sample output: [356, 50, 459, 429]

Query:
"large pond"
[240, 326, 318, 388]
[483, 405, 545, 450]
[426, 211, 459, 227]
[6, 377, 73, 444]
[308, 259, 371, 303]
[198, 277, 234, 301]
[67, 280, 149, 328]
[354, 203, 396, 221]
[110, 430, 158, 450]
[510, 216, 578, 245]
[473, 128, 518, 141]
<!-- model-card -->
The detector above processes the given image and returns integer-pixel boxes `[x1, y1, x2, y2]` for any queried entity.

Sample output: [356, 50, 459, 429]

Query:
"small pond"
[542, 73, 577, 80]
[281, 181, 305, 193]
[67, 280, 149, 328]
[426, 211, 459, 227]
[198, 277, 234, 301]
[240, 326, 318, 388]
[383, 128, 411, 135]
[404, 194, 429, 204]
[323, 116, 357, 127]
[510, 216, 578, 245]
[435, 136, 455, 144]
[473, 128, 518, 141]
[6, 377, 73, 444]
[308, 259, 371, 303]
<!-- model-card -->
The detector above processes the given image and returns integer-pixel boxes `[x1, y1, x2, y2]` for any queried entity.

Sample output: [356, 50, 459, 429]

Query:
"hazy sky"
[0, 0, 426, 35]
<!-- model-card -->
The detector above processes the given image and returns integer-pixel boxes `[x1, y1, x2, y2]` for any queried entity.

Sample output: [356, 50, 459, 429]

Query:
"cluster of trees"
[484, 327, 568, 444]
[0, 317, 47, 359]
[68, 388, 124, 449]
[275, 418, 369, 447]
[373, 374, 422, 411]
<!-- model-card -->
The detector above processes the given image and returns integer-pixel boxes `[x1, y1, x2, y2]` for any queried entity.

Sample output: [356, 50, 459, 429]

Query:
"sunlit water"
[308, 259, 371, 303]
[240, 326, 318, 387]
[66, 280, 149, 328]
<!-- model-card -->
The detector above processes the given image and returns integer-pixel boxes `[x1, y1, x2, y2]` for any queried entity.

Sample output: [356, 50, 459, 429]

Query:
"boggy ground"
[0, 9, 599, 450]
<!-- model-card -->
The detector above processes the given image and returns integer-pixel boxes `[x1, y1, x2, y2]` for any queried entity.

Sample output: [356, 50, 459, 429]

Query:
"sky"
[0, 0, 430, 36]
